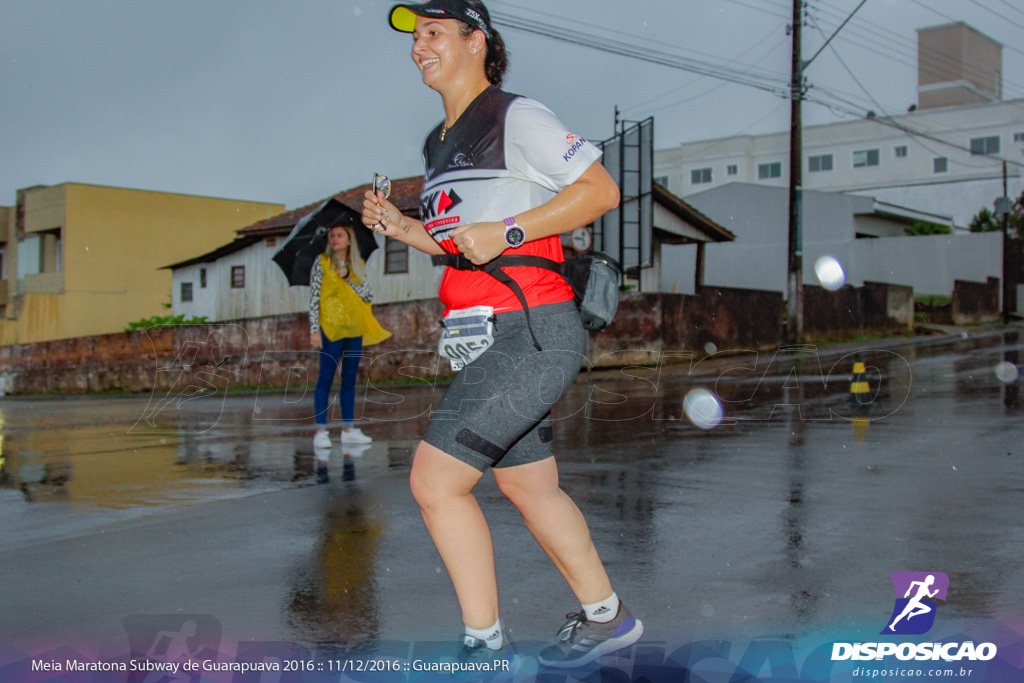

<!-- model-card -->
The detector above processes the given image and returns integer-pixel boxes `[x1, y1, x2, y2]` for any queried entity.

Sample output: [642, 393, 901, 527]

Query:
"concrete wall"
[952, 277, 1000, 324]
[803, 281, 914, 339]
[0, 291, 783, 396]
[0, 282, 929, 396]
[844, 231, 1003, 296]
[662, 189, 1004, 298]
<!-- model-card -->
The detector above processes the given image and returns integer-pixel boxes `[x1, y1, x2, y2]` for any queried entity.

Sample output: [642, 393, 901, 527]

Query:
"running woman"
[363, 0, 643, 668]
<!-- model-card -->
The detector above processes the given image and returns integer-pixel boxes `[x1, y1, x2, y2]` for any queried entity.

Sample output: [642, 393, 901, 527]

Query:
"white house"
[167, 178, 736, 321]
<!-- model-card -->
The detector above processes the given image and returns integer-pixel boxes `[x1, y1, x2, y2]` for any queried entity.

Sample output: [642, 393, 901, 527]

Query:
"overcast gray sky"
[3, 0, 1023, 210]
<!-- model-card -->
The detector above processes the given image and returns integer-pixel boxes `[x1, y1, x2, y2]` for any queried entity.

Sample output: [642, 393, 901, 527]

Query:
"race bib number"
[438, 306, 495, 371]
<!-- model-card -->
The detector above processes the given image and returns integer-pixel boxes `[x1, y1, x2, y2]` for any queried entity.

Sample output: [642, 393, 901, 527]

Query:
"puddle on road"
[0, 332, 1018, 513]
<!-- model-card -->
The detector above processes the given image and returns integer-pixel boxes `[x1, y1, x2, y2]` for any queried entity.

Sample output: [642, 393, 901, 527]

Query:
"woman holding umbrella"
[362, 0, 642, 669]
[310, 223, 390, 448]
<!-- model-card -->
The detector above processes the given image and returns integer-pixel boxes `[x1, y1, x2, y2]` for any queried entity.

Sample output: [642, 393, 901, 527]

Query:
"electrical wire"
[806, 13, 1005, 171]
[490, 10, 791, 95]
[625, 36, 790, 117]
[965, 0, 1024, 34]
[905, 0, 1024, 60]
[995, 0, 1024, 20]
[812, 0, 1024, 96]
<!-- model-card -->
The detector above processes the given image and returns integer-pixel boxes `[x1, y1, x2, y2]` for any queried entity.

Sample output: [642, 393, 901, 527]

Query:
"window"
[808, 154, 833, 173]
[933, 157, 948, 174]
[181, 282, 193, 302]
[691, 168, 713, 185]
[1014, 132, 1024, 143]
[231, 265, 245, 288]
[0, 248, 5, 280]
[970, 136, 1000, 156]
[265, 237, 277, 248]
[17, 235, 41, 279]
[727, 164, 738, 176]
[758, 162, 782, 180]
[200, 268, 207, 288]
[384, 237, 409, 274]
[853, 149, 880, 167]
[654, 175, 669, 187]
[894, 145, 908, 158]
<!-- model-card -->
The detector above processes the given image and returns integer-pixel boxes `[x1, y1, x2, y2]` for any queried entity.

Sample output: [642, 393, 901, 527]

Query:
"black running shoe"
[455, 630, 516, 678]
[538, 602, 644, 668]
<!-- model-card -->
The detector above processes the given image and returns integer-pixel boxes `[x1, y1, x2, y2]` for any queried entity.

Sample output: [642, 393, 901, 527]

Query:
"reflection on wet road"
[0, 330, 1021, 650]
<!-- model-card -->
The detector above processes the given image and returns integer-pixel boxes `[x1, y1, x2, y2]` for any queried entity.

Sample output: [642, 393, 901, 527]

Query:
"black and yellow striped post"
[850, 353, 873, 440]
[850, 353, 872, 406]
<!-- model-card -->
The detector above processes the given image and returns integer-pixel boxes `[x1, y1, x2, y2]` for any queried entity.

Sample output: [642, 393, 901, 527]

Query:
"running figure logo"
[882, 572, 949, 635]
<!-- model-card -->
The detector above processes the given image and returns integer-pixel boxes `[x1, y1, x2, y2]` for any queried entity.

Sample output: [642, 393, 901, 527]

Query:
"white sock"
[465, 619, 503, 650]
[582, 593, 619, 623]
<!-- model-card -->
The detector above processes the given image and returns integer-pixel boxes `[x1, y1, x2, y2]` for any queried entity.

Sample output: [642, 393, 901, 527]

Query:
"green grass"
[915, 295, 952, 308]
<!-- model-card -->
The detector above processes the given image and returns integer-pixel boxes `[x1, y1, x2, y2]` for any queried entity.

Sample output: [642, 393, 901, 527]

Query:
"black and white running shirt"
[420, 86, 603, 312]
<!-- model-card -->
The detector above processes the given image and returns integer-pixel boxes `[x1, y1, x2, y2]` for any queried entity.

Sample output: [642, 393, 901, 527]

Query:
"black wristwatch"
[503, 216, 526, 248]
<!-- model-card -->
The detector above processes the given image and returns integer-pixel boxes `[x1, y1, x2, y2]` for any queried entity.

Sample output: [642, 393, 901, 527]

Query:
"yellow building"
[0, 183, 284, 345]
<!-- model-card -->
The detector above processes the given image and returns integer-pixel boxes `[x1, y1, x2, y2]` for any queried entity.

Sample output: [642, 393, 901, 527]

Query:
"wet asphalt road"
[0, 329, 1021, 666]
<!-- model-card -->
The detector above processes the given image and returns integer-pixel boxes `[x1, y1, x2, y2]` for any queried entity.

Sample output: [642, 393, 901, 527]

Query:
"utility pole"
[786, 0, 804, 343]
[1001, 161, 1010, 324]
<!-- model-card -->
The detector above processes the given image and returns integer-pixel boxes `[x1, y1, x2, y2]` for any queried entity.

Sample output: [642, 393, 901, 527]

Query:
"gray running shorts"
[424, 300, 586, 471]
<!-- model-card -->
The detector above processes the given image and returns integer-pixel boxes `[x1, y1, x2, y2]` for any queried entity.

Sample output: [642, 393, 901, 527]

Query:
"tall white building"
[654, 22, 1023, 228]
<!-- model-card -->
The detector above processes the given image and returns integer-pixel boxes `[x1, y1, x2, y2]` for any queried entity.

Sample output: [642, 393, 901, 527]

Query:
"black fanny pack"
[431, 251, 622, 350]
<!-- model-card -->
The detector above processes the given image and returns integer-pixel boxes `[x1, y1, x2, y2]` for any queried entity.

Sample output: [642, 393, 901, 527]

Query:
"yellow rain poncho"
[317, 254, 391, 345]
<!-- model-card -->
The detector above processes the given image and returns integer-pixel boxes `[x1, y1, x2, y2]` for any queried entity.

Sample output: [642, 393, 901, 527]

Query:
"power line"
[804, 93, 1024, 171]
[812, 0, 1024, 92]
[490, 11, 791, 95]
[812, 0, 1024, 96]
[965, 0, 1024, 34]
[905, 0, 1024, 60]
[624, 35, 790, 116]
[806, 13, 1002, 171]
[995, 0, 1024, 20]
[720, 0, 791, 20]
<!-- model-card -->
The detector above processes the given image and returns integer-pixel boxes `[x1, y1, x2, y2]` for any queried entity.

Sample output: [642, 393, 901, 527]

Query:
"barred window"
[384, 237, 409, 274]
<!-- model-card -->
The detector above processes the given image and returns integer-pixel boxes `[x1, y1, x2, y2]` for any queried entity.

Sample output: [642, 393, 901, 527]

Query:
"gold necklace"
[441, 122, 449, 141]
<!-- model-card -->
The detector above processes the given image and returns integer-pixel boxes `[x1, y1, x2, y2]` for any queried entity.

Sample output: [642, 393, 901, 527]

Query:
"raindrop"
[700, 604, 715, 617]
[814, 255, 845, 290]
[994, 361, 1019, 384]
[704, 342, 718, 355]
[684, 388, 723, 430]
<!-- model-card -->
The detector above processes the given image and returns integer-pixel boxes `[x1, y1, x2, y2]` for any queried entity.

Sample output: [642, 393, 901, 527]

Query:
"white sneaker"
[341, 443, 371, 458]
[313, 430, 331, 449]
[341, 427, 373, 444]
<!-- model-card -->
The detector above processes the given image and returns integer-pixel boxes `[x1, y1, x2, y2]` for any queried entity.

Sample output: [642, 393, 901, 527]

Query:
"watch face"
[505, 226, 526, 247]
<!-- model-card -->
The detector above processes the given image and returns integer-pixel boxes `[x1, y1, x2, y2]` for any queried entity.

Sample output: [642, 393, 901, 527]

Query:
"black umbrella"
[271, 199, 379, 286]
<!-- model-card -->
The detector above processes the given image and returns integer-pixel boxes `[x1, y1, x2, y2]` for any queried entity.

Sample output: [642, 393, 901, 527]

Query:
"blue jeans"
[314, 334, 364, 429]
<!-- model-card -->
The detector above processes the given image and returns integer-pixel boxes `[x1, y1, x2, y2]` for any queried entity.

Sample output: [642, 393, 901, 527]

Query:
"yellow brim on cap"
[389, 6, 418, 33]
